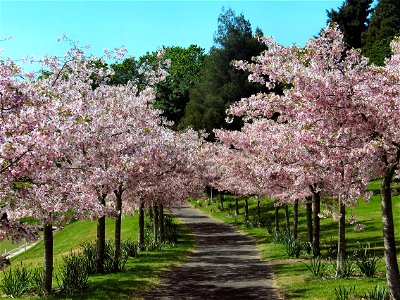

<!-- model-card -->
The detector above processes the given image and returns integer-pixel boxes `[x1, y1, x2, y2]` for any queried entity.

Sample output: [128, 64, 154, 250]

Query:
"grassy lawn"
[191, 180, 400, 299]
[2, 214, 195, 299]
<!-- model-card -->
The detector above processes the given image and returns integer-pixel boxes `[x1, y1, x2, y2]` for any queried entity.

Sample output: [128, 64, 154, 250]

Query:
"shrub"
[56, 252, 89, 295]
[303, 255, 326, 277]
[334, 285, 355, 300]
[1, 264, 31, 298]
[121, 239, 138, 257]
[272, 230, 291, 244]
[363, 285, 388, 300]
[285, 238, 303, 258]
[353, 242, 379, 277]
[30, 267, 44, 296]
[163, 214, 179, 245]
[80, 241, 97, 274]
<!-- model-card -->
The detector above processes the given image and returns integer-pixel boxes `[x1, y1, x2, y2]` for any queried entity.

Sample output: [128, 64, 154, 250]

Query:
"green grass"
[2, 214, 195, 299]
[190, 180, 399, 299]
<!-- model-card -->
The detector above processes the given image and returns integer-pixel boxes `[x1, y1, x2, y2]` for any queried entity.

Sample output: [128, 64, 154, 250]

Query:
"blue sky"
[0, 1, 343, 69]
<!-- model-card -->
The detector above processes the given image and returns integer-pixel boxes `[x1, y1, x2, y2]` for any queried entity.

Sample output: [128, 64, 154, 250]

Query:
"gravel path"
[143, 205, 283, 300]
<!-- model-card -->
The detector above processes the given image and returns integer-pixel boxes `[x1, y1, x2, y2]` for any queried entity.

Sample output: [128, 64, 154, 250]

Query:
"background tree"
[181, 8, 266, 136]
[139, 45, 205, 128]
[362, 0, 400, 65]
[326, 0, 373, 49]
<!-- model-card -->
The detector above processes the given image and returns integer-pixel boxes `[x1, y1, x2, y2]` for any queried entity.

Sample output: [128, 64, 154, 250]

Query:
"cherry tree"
[222, 24, 400, 296]
[223, 25, 373, 275]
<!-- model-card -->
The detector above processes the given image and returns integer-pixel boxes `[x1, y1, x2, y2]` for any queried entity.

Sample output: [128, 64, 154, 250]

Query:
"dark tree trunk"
[153, 202, 159, 244]
[312, 191, 321, 256]
[113, 185, 123, 271]
[257, 199, 261, 224]
[274, 204, 280, 232]
[336, 199, 346, 277]
[284, 204, 290, 233]
[43, 223, 53, 295]
[138, 201, 145, 251]
[235, 196, 239, 216]
[159, 203, 164, 242]
[293, 200, 299, 240]
[244, 197, 249, 221]
[306, 196, 313, 254]
[381, 166, 400, 299]
[219, 193, 224, 210]
[96, 193, 107, 273]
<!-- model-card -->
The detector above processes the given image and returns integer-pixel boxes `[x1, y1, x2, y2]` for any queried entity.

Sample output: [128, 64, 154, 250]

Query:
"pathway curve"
[143, 205, 283, 300]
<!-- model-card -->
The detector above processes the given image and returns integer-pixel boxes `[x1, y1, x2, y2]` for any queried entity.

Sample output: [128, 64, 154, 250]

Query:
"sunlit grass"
[2, 214, 194, 299]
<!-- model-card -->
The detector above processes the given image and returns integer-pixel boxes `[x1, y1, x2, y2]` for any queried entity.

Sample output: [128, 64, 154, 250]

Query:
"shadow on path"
[143, 205, 283, 300]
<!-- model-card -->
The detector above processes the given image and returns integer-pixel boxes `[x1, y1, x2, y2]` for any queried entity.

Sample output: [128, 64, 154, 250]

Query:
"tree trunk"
[257, 199, 261, 224]
[43, 223, 53, 295]
[306, 196, 313, 254]
[284, 204, 290, 233]
[336, 199, 346, 277]
[235, 196, 239, 216]
[312, 191, 321, 256]
[159, 203, 164, 242]
[138, 201, 145, 251]
[153, 202, 159, 244]
[274, 204, 280, 232]
[293, 200, 299, 240]
[113, 186, 123, 271]
[96, 193, 107, 273]
[219, 193, 224, 210]
[381, 168, 400, 299]
[244, 197, 249, 221]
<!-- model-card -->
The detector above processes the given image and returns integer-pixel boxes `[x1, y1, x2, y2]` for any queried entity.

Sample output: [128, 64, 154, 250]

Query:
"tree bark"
[43, 223, 53, 295]
[284, 204, 290, 233]
[138, 201, 145, 251]
[159, 203, 164, 242]
[336, 199, 346, 277]
[274, 204, 280, 232]
[244, 197, 249, 221]
[312, 191, 321, 256]
[96, 193, 107, 273]
[306, 196, 313, 254]
[235, 196, 239, 216]
[381, 167, 400, 299]
[293, 200, 299, 240]
[153, 202, 159, 244]
[113, 185, 123, 271]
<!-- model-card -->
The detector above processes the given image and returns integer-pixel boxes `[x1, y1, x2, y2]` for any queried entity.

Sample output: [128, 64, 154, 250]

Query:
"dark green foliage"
[334, 285, 356, 300]
[364, 285, 389, 300]
[140, 45, 205, 128]
[109, 57, 146, 88]
[181, 8, 267, 136]
[353, 242, 379, 277]
[326, 0, 373, 49]
[362, 0, 400, 65]
[1, 264, 31, 298]
[121, 239, 138, 257]
[56, 252, 89, 295]
[163, 214, 179, 245]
